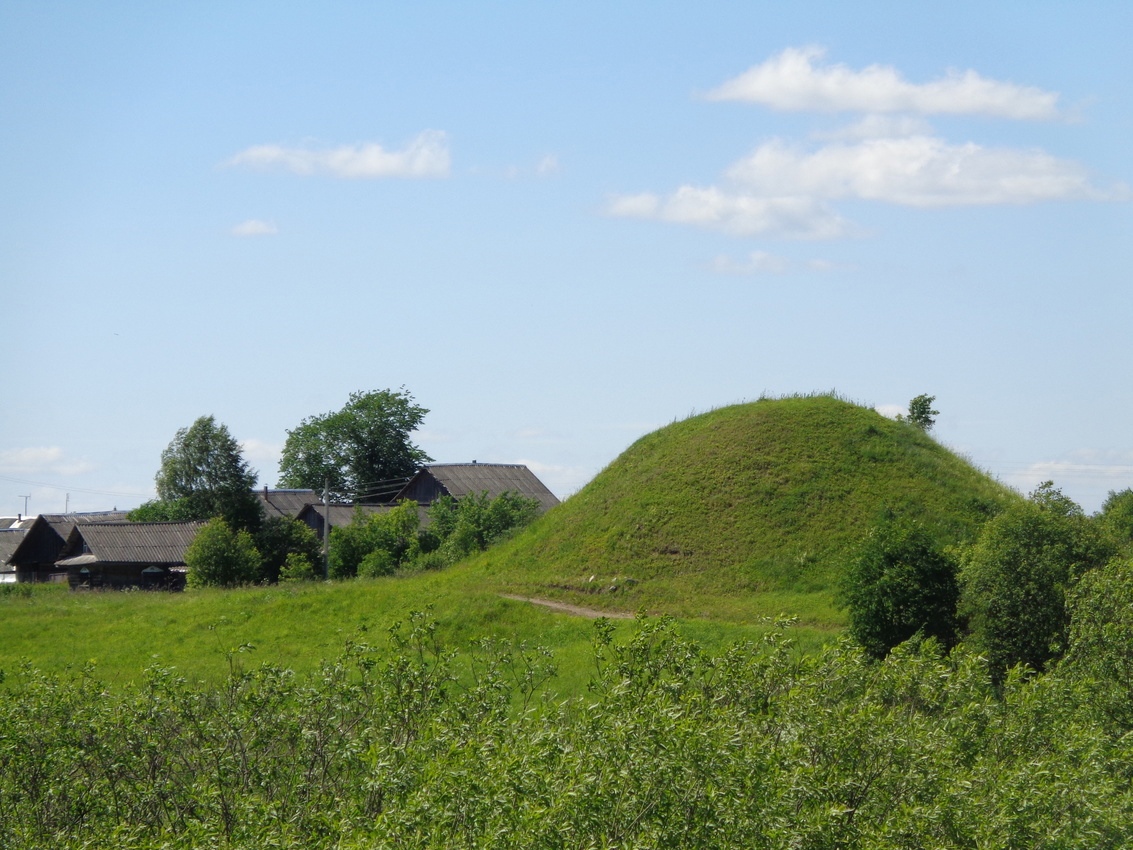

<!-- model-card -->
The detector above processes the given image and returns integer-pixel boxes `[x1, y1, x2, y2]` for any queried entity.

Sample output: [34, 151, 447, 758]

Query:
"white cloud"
[707, 46, 1061, 119]
[606, 186, 848, 239]
[0, 447, 95, 476]
[227, 130, 451, 179]
[231, 219, 278, 237]
[725, 135, 1124, 207]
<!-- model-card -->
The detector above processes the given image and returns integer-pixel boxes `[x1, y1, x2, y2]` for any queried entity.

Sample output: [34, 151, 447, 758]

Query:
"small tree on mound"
[905, 394, 939, 432]
[840, 515, 959, 659]
[185, 517, 262, 588]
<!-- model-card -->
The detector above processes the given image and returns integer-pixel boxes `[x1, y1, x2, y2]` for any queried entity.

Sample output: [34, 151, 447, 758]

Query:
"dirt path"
[500, 594, 635, 620]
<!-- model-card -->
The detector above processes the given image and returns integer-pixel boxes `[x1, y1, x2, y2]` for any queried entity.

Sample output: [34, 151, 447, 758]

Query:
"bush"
[185, 518, 262, 588]
[840, 516, 959, 659]
[959, 482, 1114, 683]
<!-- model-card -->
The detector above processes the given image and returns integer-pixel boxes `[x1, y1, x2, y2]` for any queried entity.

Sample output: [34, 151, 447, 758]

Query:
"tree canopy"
[277, 388, 432, 503]
[135, 415, 262, 530]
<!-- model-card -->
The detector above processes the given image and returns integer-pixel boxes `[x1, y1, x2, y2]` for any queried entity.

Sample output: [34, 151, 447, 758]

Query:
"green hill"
[473, 394, 1020, 625]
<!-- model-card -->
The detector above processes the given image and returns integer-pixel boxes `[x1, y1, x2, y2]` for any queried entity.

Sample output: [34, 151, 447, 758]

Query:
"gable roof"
[394, 463, 560, 512]
[256, 488, 319, 519]
[7, 511, 131, 567]
[57, 521, 204, 567]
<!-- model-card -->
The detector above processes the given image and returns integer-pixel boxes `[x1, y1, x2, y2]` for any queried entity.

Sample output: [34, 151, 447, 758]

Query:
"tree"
[840, 516, 959, 659]
[254, 516, 322, 584]
[328, 501, 423, 579]
[149, 415, 262, 530]
[185, 517, 262, 588]
[905, 394, 939, 431]
[1097, 488, 1133, 551]
[959, 482, 1113, 684]
[428, 491, 541, 564]
[278, 388, 432, 503]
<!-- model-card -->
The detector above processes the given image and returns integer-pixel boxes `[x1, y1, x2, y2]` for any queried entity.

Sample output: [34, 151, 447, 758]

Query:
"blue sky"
[2, 1, 1131, 515]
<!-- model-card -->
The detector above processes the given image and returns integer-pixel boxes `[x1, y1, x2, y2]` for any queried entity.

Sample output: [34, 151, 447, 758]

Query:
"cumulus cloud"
[606, 187, 848, 239]
[227, 130, 451, 179]
[725, 135, 1125, 207]
[0, 447, 95, 476]
[231, 219, 277, 237]
[875, 404, 905, 420]
[608, 130, 1126, 238]
[707, 46, 1061, 119]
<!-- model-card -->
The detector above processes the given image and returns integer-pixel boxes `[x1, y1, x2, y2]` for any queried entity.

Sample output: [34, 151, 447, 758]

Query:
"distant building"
[393, 463, 560, 513]
[6, 512, 130, 583]
[57, 521, 203, 590]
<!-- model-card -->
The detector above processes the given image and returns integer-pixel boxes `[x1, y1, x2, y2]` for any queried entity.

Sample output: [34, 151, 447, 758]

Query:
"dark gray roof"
[256, 489, 319, 519]
[57, 521, 204, 567]
[0, 530, 25, 567]
[395, 463, 559, 512]
[8, 511, 131, 567]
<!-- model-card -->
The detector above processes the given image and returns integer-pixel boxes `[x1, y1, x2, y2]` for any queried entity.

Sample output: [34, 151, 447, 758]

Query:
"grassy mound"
[473, 394, 1019, 625]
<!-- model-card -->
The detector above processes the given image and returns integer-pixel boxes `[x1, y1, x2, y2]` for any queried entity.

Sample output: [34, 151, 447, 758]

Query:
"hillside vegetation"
[471, 394, 1019, 624]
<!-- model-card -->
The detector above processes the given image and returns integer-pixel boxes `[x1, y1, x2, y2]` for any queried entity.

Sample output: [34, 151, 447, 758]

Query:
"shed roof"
[0, 530, 25, 567]
[394, 463, 559, 512]
[57, 521, 204, 567]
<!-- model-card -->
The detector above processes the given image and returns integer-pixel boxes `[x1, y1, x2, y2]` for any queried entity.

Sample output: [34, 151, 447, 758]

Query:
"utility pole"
[323, 478, 330, 580]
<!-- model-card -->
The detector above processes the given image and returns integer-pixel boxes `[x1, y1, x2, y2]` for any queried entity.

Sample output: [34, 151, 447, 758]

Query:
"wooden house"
[392, 463, 559, 512]
[6, 511, 130, 583]
[56, 521, 203, 590]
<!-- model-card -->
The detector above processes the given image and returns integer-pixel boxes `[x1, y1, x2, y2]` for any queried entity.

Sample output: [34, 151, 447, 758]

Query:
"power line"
[0, 474, 150, 499]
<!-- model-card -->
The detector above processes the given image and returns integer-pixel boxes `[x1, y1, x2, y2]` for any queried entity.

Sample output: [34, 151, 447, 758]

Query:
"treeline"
[841, 481, 1133, 685]
[184, 491, 541, 587]
[3, 604, 1133, 848]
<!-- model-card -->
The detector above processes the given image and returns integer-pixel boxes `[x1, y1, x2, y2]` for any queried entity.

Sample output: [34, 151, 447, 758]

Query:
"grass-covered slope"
[474, 394, 1019, 624]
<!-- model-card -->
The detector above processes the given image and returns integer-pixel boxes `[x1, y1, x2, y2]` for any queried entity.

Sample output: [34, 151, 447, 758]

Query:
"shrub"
[185, 518, 262, 588]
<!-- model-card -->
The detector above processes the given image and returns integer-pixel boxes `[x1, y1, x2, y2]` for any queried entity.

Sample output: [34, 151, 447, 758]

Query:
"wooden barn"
[6, 511, 130, 583]
[392, 463, 560, 513]
[57, 521, 203, 590]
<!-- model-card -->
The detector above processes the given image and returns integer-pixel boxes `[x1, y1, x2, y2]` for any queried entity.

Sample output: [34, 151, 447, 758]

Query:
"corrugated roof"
[60, 521, 204, 566]
[398, 463, 560, 511]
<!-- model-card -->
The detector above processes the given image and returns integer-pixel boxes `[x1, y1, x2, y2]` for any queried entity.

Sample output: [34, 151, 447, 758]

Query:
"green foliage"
[904, 393, 939, 431]
[960, 482, 1114, 684]
[1063, 557, 1133, 731]
[278, 388, 432, 502]
[127, 497, 196, 522]
[840, 516, 959, 659]
[328, 501, 422, 579]
[254, 516, 322, 583]
[1098, 487, 1133, 549]
[148, 415, 263, 531]
[429, 491, 541, 565]
[2, 616, 1133, 848]
[279, 551, 318, 582]
[185, 518, 263, 588]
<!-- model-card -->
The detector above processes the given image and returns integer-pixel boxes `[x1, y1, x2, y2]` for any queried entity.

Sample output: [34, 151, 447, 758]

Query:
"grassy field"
[0, 394, 1017, 691]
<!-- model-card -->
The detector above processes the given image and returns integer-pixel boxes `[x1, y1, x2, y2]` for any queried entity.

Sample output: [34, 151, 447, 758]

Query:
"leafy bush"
[328, 501, 422, 579]
[185, 518, 263, 588]
[428, 491, 541, 565]
[840, 516, 959, 659]
[2, 616, 1133, 848]
[960, 482, 1114, 683]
